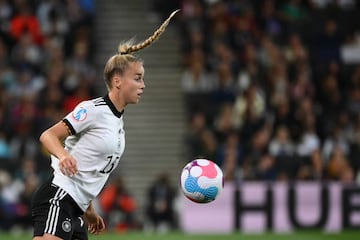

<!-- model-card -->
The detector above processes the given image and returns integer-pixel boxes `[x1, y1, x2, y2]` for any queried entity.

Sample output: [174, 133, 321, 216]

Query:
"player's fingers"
[59, 156, 78, 175]
[60, 166, 67, 175]
[64, 159, 76, 171]
[89, 224, 96, 234]
[67, 164, 77, 175]
[68, 158, 77, 167]
[93, 225, 100, 235]
[92, 219, 100, 234]
[97, 217, 105, 232]
[70, 160, 78, 174]
[59, 166, 73, 176]
[59, 160, 69, 170]
[61, 164, 72, 176]
[59, 161, 69, 174]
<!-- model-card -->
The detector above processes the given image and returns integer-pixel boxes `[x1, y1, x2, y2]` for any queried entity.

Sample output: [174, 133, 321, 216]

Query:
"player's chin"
[130, 96, 141, 104]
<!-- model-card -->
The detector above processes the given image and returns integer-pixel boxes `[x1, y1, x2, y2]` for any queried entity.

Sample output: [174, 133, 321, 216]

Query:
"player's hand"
[59, 155, 78, 176]
[84, 211, 106, 235]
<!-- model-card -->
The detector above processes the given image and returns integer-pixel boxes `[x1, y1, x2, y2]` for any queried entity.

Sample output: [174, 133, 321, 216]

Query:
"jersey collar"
[104, 94, 124, 118]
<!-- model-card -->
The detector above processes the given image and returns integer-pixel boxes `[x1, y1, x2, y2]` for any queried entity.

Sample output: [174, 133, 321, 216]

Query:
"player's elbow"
[39, 130, 50, 145]
[39, 131, 45, 144]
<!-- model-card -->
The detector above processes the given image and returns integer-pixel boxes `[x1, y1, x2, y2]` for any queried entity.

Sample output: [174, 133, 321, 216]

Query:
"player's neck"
[108, 91, 125, 112]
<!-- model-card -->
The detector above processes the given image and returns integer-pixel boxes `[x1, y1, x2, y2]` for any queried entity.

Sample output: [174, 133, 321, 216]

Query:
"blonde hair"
[104, 9, 180, 89]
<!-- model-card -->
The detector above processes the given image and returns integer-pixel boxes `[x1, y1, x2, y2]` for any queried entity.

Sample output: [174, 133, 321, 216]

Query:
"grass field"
[1, 231, 359, 240]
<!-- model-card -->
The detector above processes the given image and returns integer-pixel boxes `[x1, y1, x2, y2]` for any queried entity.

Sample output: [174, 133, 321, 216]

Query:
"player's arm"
[83, 202, 105, 234]
[39, 120, 78, 176]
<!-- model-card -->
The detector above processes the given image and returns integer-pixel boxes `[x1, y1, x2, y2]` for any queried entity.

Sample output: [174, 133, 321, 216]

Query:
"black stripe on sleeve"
[62, 119, 76, 135]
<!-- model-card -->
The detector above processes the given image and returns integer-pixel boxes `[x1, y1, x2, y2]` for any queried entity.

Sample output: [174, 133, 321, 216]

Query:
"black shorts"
[31, 178, 88, 240]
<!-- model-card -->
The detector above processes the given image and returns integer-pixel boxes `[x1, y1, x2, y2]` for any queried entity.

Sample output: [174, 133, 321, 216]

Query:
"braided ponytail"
[118, 9, 180, 54]
[104, 9, 179, 89]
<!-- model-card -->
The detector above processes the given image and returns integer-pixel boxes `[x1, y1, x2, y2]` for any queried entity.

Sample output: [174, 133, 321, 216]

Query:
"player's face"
[119, 61, 145, 104]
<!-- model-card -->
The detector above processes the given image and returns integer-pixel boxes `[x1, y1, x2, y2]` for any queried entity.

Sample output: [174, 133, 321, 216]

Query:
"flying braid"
[118, 9, 180, 55]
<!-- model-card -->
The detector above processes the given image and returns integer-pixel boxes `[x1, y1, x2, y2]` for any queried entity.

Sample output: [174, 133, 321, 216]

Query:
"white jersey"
[51, 95, 125, 212]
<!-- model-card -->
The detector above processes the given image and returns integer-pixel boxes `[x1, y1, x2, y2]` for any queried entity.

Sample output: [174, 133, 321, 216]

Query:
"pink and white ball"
[180, 159, 224, 203]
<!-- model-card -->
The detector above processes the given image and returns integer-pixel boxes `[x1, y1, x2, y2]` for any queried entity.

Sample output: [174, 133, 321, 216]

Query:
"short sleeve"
[63, 101, 96, 135]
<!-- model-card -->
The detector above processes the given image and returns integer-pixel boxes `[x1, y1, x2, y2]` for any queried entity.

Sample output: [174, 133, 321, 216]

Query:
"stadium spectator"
[9, 2, 44, 46]
[258, 0, 284, 43]
[13, 158, 40, 231]
[213, 102, 236, 142]
[296, 114, 323, 180]
[237, 42, 265, 93]
[232, 83, 266, 133]
[211, 61, 237, 111]
[145, 173, 177, 233]
[242, 127, 271, 180]
[216, 131, 244, 181]
[181, 51, 216, 94]
[268, 125, 296, 180]
[98, 176, 139, 232]
[325, 146, 352, 181]
[183, 111, 208, 160]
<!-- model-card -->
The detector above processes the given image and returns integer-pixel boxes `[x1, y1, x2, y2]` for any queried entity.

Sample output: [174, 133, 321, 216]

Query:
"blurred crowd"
[0, 0, 97, 232]
[168, 0, 360, 183]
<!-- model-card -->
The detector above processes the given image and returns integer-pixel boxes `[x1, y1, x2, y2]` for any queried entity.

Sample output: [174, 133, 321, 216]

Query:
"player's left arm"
[83, 202, 106, 234]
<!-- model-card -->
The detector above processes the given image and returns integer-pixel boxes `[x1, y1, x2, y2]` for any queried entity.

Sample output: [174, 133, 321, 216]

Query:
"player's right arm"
[39, 121, 78, 176]
[84, 202, 106, 234]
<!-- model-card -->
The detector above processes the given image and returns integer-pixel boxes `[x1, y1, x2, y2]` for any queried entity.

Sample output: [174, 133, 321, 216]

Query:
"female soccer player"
[31, 10, 179, 240]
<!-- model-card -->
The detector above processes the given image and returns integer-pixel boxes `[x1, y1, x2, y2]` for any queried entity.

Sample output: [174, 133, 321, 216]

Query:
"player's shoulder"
[74, 95, 123, 119]
[92, 96, 107, 107]
[72, 97, 107, 117]
[76, 97, 106, 109]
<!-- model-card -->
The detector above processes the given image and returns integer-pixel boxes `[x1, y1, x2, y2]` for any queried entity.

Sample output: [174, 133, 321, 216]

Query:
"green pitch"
[1, 231, 359, 240]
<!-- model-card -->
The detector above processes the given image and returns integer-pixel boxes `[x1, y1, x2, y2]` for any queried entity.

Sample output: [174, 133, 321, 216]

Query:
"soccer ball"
[180, 158, 224, 203]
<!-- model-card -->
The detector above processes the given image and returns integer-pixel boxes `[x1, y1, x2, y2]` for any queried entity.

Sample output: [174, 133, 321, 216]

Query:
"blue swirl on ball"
[184, 175, 219, 202]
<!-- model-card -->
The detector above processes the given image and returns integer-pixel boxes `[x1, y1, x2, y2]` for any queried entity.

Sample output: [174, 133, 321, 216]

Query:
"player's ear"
[113, 75, 121, 89]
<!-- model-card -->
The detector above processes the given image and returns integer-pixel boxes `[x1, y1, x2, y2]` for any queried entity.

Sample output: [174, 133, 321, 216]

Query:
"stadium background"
[0, 0, 360, 238]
